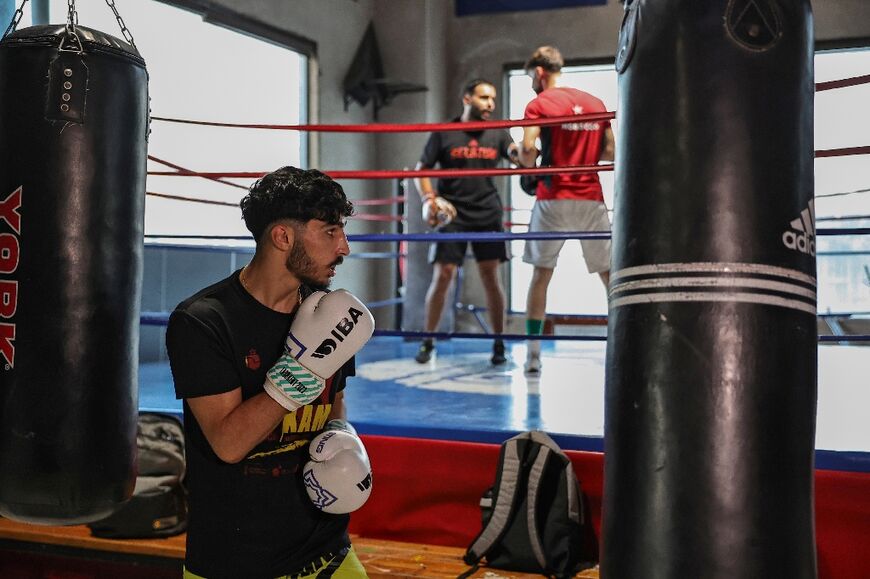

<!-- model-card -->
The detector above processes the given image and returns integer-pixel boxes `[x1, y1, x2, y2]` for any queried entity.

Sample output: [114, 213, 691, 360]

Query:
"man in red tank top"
[517, 46, 615, 375]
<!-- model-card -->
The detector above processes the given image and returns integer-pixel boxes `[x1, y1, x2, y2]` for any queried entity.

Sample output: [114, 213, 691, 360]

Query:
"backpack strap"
[565, 458, 582, 526]
[525, 430, 585, 574]
[456, 562, 481, 579]
[462, 434, 524, 565]
[525, 441, 552, 571]
[527, 431, 581, 525]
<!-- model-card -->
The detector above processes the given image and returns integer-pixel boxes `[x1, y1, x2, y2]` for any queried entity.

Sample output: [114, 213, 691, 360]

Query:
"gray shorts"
[522, 199, 611, 272]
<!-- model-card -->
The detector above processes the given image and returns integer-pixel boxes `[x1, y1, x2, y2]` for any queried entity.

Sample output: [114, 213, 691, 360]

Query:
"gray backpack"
[461, 431, 598, 578]
[89, 412, 187, 538]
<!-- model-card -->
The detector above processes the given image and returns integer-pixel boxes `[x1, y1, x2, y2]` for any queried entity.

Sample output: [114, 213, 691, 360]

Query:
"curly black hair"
[240, 166, 354, 243]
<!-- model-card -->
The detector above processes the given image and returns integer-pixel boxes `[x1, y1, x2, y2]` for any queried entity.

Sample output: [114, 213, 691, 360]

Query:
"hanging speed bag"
[0, 25, 147, 525]
[603, 1, 816, 577]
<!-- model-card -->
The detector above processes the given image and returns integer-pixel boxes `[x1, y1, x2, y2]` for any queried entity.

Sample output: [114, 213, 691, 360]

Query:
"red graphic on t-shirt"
[245, 349, 261, 370]
[450, 142, 498, 160]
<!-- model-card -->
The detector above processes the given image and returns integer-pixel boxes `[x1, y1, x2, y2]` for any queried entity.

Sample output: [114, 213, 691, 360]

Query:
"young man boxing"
[167, 167, 374, 579]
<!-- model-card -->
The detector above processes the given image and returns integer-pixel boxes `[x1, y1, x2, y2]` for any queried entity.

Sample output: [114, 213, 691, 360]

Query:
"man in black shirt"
[166, 167, 372, 579]
[414, 79, 518, 365]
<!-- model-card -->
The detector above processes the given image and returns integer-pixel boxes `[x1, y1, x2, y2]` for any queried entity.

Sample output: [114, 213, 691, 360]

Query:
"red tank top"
[524, 87, 609, 201]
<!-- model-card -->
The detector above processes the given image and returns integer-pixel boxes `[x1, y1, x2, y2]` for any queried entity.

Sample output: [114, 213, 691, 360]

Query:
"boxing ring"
[139, 77, 870, 454]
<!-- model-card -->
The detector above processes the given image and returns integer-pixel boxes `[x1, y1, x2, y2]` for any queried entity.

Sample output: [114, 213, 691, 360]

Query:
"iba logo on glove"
[310, 306, 366, 359]
[287, 306, 367, 360]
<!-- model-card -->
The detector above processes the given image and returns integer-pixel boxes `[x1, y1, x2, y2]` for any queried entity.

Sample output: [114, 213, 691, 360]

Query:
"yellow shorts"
[183, 544, 368, 579]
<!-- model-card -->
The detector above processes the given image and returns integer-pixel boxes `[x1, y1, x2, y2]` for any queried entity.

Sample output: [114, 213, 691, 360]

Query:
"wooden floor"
[354, 538, 599, 578]
[0, 517, 599, 578]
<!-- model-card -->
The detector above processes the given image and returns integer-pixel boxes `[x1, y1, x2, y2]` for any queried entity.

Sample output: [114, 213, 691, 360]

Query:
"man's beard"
[469, 107, 490, 121]
[285, 238, 342, 291]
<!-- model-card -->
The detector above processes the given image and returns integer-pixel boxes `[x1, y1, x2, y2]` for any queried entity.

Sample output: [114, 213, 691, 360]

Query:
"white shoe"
[524, 355, 542, 375]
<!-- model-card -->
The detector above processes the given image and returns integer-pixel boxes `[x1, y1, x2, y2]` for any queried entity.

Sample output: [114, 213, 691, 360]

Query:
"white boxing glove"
[422, 196, 457, 228]
[264, 290, 375, 411]
[303, 428, 373, 514]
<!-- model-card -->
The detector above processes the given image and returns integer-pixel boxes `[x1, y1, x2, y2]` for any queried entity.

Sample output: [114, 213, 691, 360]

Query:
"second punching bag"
[603, 0, 816, 577]
[0, 24, 147, 524]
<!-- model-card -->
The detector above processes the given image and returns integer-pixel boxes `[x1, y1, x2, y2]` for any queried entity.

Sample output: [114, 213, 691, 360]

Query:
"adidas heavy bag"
[0, 24, 147, 524]
[604, 1, 816, 578]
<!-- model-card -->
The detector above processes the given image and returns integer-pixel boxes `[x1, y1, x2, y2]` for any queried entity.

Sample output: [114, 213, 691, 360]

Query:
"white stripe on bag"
[610, 262, 816, 287]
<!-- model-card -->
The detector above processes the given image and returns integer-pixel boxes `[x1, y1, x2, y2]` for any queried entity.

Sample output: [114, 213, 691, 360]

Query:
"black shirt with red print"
[167, 271, 354, 579]
[420, 122, 515, 226]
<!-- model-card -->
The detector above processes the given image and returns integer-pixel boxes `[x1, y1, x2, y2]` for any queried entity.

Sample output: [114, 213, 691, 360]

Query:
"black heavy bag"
[604, 1, 816, 578]
[0, 24, 147, 524]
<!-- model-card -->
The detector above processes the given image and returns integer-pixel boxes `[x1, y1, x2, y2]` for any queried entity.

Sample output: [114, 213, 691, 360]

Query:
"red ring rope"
[147, 143, 870, 183]
[814, 145, 870, 158]
[150, 112, 616, 133]
[149, 73, 869, 135]
[148, 164, 614, 180]
[815, 74, 870, 92]
[148, 155, 247, 190]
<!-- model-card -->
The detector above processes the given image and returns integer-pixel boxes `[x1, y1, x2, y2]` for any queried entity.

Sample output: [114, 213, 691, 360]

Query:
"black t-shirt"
[166, 271, 353, 579]
[419, 123, 514, 226]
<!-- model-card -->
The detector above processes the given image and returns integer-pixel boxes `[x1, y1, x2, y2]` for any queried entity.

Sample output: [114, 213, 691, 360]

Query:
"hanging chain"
[2, 0, 29, 40]
[104, 0, 136, 48]
[60, 0, 83, 53]
[3, 0, 136, 49]
[65, 0, 78, 30]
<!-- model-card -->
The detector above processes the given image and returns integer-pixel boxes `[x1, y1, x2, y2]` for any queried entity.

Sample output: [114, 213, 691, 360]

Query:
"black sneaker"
[415, 340, 435, 363]
[491, 339, 506, 365]
[524, 354, 542, 375]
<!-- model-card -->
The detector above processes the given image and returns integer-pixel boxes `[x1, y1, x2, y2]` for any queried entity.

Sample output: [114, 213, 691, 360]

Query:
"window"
[506, 50, 870, 317]
[19, 1, 309, 243]
[506, 65, 616, 316]
[814, 48, 870, 314]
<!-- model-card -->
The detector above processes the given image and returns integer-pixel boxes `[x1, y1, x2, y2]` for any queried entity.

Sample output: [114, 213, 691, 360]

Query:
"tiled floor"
[140, 336, 869, 471]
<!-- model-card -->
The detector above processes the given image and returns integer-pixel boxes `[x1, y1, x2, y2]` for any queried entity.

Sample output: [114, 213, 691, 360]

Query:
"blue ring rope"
[142, 227, 870, 244]
[139, 312, 869, 342]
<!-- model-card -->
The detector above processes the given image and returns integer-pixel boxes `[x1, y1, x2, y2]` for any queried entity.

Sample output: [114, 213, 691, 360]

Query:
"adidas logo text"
[782, 200, 815, 256]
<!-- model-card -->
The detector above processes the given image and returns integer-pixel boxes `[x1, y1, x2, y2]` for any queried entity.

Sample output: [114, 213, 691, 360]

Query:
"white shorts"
[522, 199, 612, 272]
